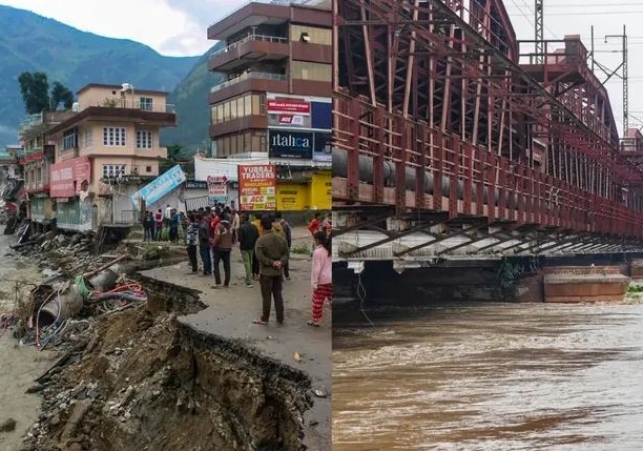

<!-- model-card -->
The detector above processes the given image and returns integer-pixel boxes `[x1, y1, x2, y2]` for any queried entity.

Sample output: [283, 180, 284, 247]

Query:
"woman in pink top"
[308, 231, 333, 327]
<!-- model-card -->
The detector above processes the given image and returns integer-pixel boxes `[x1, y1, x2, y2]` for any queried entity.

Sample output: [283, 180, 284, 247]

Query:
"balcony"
[207, 0, 331, 40]
[209, 34, 290, 72]
[100, 164, 159, 183]
[209, 72, 288, 103]
[78, 99, 176, 114]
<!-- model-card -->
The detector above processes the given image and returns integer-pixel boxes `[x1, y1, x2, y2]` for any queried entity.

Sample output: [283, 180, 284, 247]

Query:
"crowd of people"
[161, 203, 333, 327]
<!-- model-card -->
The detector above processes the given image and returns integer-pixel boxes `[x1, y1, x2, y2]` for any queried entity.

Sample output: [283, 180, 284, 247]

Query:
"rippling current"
[333, 303, 643, 450]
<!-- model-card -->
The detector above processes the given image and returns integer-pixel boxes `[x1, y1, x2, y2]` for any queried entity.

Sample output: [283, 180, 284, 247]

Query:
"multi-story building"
[203, 0, 332, 211]
[19, 111, 74, 225]
[47, 83, 176, 229]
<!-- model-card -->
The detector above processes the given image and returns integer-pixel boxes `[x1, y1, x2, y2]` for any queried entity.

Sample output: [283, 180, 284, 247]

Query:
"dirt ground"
[139, 226, 331, 450]
[0, 234, 58, 451]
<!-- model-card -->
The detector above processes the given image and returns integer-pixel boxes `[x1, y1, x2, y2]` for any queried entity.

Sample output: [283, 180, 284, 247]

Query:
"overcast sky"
[1, 0, 641, 134]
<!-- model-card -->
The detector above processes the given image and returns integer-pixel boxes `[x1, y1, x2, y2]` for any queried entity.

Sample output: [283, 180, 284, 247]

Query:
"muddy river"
[333, 302, 643, 450]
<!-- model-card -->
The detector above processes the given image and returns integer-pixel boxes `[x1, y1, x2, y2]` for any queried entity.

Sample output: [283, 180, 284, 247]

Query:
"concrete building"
[19, 111, 75, 225]
[205, 0, 332, 211]
[47, 84, 176, 230]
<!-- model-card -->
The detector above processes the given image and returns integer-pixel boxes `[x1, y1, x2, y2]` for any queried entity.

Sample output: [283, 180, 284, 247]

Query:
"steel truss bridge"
[332, 0, 643, 268]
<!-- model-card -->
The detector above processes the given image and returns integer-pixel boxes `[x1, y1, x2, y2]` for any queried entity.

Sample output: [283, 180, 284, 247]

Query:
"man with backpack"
[275, 212, 292, 281]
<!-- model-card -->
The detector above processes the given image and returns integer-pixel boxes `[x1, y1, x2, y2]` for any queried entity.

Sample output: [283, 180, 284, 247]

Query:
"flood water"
[333, 302, 643, 450]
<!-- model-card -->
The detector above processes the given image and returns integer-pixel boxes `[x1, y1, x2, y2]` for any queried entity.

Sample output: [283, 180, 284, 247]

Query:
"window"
[290, 25, 331, 45]
[146, 166, 152, 173]
[290, 61, 332, 82]
[136, 130, 153, 149]
[140, 97, 153, 111]
[102, 165, 126, 178]
[85, 129, 93, 148]
[62, 127, 78, 150]
[103, 127, 126, 146]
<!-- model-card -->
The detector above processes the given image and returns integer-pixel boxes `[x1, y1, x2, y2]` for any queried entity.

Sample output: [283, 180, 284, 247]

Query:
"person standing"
[253, 216, 289, 325]
[185, 214, 199, 274]
[153, 208, 164, 240]
[238, 214, 259, 288]
[197, 213, 212, 276]
[308, 231, 333, 327]
[169, 209, 180, 242]
[275, 212, 292, 280]
[143, 211, 153, 242]
[231, 209, 240, 244]
[308, 212, 321, 252]
[211, 216, 233, 288]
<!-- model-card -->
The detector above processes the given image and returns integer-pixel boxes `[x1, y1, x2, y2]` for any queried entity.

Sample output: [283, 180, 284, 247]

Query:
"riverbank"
[0, 233, 57, 451]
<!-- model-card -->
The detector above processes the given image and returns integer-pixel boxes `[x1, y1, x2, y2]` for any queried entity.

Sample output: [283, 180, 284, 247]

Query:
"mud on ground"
[23, 301, 312, 451]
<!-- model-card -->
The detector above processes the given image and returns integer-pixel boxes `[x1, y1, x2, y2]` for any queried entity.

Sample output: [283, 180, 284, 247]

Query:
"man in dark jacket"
[253, 216, 289, 325]
[238, 214, 259, 288]
[197, 213, 212, 276]
[274, 212, 292, 280]
[211, 216, 233, 288]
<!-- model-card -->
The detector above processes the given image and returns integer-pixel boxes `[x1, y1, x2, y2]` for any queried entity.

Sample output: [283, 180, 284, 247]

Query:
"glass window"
[252, 94, 262, 115]
[223, 102, 230, 122]
[136, 130, 153, 149]
[290, 25, 332, 45]
[102, 164, 126, 178]
[140, 97, 154, 111]
[103, 127, 126, 146]
[230, 99, 237, 120]
[244, 95, 252, 117]
[291, 61, 332, 82]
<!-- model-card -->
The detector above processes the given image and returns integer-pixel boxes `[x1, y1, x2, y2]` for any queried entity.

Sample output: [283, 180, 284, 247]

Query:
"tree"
[18, 72, 49, 114]
[50, 82, 74, 111]
[160, 144, 193, 177]
[18, 72, 75, 114]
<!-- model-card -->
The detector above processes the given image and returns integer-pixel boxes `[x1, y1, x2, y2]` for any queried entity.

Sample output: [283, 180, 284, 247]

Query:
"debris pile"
[2, 231, 314, 451]
[19, 305, 311, 451]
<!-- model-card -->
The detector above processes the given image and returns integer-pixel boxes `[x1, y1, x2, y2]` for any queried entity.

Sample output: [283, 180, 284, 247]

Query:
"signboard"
[267, 99, 311, 115]
[207, 176, 229, 205]
[268, 130, 314, 159]
[130, 164, 186, 209]
[313, 132, 332, 162]
[277, 184, 308, 211]
[185, 180, 208, 190]
[238, 164, 276, 211]
[267, 96, 315, 129]
[50, 157, 91, 198]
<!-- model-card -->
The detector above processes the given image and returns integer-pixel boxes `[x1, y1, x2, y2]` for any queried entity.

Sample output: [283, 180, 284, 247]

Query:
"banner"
[130, 164, 186, 209]
[207, 175, 229, 205]
[268, 130, 314, 159]
[50, 157, 91, 198]
[238, 164, 276, 211]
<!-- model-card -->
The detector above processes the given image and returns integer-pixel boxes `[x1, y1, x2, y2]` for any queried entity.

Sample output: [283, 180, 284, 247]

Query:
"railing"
[209, 0, 329, 27]
[211, 72, 287, 93]
[211, 33, 288, 58]
[101, 164, 157, 181]
[80, 100, 176, 114]
[20, 113, 43, 132]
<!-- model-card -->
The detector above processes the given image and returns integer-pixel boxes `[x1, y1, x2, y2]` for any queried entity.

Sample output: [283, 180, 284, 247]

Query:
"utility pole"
[605, 26, 629, 135]
[535, 0, 544, 64]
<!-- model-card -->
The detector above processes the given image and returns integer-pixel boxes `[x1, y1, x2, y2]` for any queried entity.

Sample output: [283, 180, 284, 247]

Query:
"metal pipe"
[332, 148, 522, 208]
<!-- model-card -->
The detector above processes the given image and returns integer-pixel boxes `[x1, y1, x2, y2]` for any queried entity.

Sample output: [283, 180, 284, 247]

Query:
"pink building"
[47, 84, 177, 229]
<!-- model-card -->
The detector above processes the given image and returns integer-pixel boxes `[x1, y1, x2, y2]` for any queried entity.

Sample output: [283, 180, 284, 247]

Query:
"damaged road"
[2, 229, 330, 451]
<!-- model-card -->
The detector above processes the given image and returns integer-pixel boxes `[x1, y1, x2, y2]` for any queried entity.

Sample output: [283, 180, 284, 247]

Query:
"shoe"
[245, 283, 253, 288]
[211, 284, 223, 289]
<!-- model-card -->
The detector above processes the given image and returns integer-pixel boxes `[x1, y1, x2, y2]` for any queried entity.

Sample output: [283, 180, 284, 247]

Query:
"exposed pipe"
[332, 148, 524, 209]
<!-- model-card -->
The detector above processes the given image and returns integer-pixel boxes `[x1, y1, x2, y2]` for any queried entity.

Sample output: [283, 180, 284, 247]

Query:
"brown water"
[333, 303, 643, 450]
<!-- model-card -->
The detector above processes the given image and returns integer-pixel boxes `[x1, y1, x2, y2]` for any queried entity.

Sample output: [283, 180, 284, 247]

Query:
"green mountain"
[161, 43, 225, 154]
[0, 4, 199, 148]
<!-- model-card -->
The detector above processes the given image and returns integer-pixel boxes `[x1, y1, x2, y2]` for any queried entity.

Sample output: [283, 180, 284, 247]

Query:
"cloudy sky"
[1, 0, 642, 133]
[0, 0, 247, 56]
